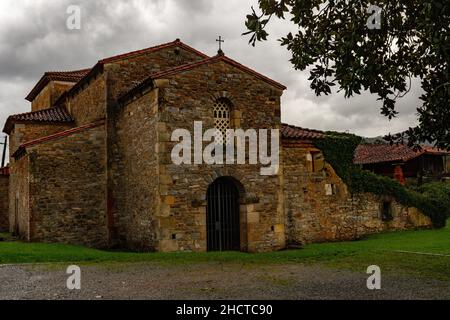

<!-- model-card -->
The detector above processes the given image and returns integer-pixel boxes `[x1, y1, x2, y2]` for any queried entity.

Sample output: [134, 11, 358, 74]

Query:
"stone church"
[1, 39, 431, 252]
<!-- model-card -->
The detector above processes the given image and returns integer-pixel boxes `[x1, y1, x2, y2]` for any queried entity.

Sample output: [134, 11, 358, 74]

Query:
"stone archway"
[206, 177, 242, 252]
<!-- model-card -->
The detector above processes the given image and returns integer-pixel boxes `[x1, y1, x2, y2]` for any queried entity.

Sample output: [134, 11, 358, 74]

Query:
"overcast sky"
[0, 0, 421, 146]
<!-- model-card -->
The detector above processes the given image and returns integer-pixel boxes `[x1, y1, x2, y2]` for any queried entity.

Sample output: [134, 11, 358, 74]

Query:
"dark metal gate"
[206, 177, 240, 251]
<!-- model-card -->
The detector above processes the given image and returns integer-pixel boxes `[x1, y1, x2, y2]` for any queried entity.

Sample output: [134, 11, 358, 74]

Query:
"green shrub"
[314, 133, 448, 228]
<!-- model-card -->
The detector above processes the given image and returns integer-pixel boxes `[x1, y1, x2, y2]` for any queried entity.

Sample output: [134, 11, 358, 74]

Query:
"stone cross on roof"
[216, 36, 224, 55]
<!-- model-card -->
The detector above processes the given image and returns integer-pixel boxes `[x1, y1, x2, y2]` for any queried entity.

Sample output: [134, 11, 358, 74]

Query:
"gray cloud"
[175, 0, 214, 13]
[0, 0, 420, 149]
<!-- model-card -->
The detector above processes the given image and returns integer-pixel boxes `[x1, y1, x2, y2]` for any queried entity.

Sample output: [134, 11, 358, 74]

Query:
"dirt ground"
[0, 262, 449, 300]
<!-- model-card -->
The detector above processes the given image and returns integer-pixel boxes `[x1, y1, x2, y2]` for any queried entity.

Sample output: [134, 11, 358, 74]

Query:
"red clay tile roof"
[281, 124, 325, 140]
[45, 69, 91, 81]
[3, 106, 75, 134]
[12, 120, 105, 160]
[25, 69, 91, 102]
[354, 144, 449, 165]
[0, 167, 9, 176]
[119, 54, 287, 105]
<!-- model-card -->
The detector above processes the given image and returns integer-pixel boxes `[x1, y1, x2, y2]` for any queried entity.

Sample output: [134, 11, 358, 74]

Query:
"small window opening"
[213, 98, 232, 144]
[310, 151, 322, 172]
[381, 201, 393, 221]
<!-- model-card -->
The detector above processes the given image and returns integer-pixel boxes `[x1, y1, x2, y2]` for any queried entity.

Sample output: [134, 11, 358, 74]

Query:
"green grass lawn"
[1, 221, 449, 281]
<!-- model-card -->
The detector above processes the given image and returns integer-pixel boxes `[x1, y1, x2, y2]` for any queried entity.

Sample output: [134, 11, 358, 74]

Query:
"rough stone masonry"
[0, 167, 9, 232]
[1, 39, 432, 252]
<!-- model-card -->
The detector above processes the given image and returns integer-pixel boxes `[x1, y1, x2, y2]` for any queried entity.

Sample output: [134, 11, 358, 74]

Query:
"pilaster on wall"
[156, 114, 176, 252]
[104, 68, 117, 247]
[150, 82, 175, 252]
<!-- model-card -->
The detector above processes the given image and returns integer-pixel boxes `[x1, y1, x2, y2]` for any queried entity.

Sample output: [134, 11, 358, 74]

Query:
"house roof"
[354, 144, 449, 165]
[25, 69, 91, 102]
[0, 167, 9, 176]
[280, 124, 325, 140]
[12, 120, 105, 160]
[3, 106, 75, 134]
[53, 39, 210, 106]
[119, 54, 287, 105]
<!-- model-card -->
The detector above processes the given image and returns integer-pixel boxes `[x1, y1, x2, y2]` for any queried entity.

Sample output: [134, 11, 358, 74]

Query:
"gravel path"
[0, 262, 449, 300]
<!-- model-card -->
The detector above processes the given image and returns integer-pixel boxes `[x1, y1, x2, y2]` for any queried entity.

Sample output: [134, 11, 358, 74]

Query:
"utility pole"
[0, 136, 7, 168]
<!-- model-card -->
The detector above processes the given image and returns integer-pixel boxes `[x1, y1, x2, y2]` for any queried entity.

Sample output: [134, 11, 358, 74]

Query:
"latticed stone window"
[213, 98, 232, 144]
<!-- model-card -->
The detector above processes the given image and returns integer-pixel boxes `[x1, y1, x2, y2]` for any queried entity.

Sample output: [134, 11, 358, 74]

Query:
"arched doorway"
[206, 177, 241, 251]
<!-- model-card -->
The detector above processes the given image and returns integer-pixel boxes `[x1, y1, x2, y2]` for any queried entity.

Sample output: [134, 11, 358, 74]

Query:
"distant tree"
[244, 0, 449, 149]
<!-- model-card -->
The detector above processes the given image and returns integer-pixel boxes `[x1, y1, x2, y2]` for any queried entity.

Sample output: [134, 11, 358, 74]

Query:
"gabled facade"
[2, 40, 433, 252]
[26, 69, 91, 112]
[111, 52, 286, 251]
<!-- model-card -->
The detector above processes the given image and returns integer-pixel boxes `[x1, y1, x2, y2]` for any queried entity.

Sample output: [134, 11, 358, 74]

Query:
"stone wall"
[105, 46, 206, 102]
[282, 143, 432, 246]
[52, 82, 75, 108]
[5, 42, 208, 247]
[113, 89, 160, 249]
[66, 46, 204, 128]
[7, 123, 75, 238]
[107, 45, 210, 249]
[148, 60, 285, 253]
[9, 156, 29, 238]
[67, 74, 106, 126]
[24, 124, 108, 247]
[0, 174, 9, 232]
[9, 123, 74, 160]
[32, 81, 75, 111]
[31, 84, 52, 111]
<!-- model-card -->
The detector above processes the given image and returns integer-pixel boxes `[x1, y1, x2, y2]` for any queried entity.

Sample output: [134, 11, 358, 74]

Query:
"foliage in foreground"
[314, 132, 449, 228]
[244, 0, 449, 149]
